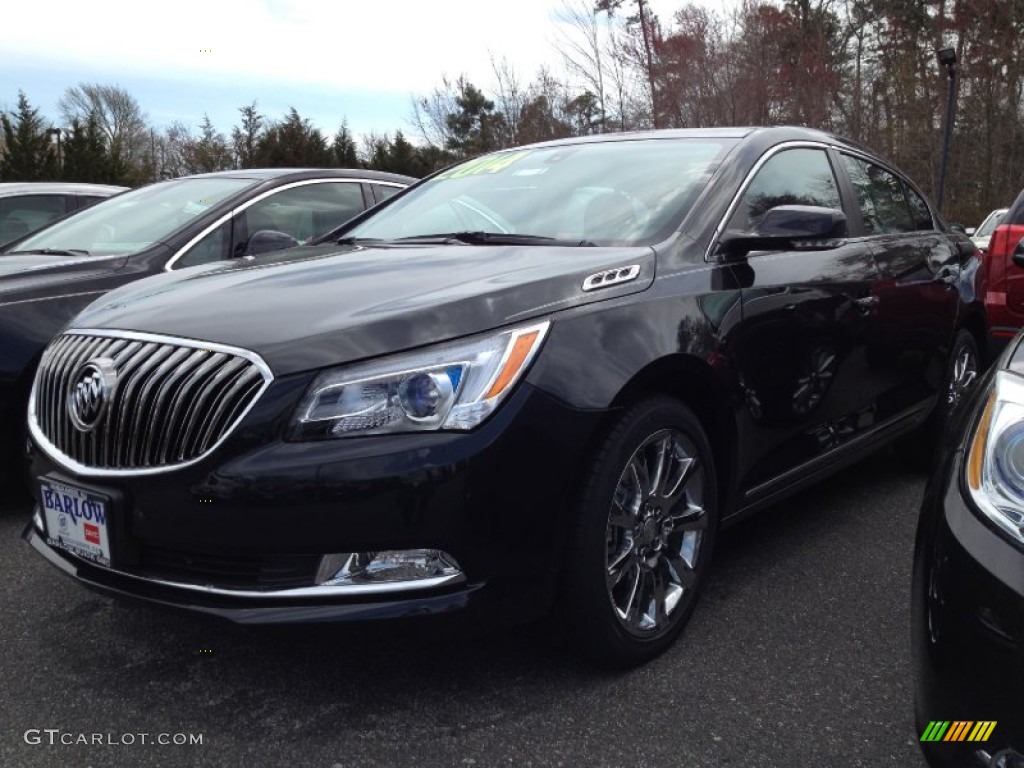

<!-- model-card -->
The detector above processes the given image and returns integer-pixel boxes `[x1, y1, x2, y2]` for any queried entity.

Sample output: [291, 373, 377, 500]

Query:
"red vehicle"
[978, 189, 1024, 360]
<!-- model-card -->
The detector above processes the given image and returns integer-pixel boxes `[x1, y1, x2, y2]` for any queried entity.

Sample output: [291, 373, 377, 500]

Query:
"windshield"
[976, 209, 1008, 238]
[10, 177, 253, 257]
[345, 138, 735, 246]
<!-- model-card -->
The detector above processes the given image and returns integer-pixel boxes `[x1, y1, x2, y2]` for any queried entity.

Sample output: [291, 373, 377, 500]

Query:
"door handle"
[934, 267, 958, 287]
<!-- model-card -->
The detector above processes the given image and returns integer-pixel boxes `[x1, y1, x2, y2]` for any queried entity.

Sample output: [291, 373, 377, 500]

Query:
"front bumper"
[26, 382, 605, 625]
[914, 449, 1024, 767]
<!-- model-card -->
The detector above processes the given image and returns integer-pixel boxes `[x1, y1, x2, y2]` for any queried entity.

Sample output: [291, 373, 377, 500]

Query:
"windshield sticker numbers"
[435, 151, 531, 180]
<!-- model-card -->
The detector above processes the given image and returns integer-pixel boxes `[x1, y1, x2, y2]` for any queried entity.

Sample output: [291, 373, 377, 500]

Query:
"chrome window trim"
[164, 178, 370, 272]
[0, 253, 126, 274]
[28, 328, 274, 477]
[703, 140, 843, 263]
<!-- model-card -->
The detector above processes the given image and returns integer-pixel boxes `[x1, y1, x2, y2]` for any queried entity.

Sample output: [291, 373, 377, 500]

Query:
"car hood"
[0, 253, 128, 300]
[72, 243, 656, 375]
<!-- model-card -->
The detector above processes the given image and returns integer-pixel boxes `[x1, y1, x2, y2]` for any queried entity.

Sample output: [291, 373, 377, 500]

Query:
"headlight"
[290, 321, 550, 439]
[966, 370, 1024, 544]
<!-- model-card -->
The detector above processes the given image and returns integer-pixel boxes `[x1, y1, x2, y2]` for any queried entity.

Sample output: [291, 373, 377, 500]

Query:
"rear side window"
[0, 194, 68, 243]
[840, 155, 915, 234]
[727, 148, 842, 232]
[903, 184, 935, 231]
[372, 184, 403, 203]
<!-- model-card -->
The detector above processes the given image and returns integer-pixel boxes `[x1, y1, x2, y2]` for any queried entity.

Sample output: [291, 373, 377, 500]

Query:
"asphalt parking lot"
[0, 450, 929, 768]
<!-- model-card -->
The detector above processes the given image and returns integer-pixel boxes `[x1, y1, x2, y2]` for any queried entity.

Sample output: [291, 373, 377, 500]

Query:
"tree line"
[2, 0, 1021, 225]
[0, 87, 437, 185]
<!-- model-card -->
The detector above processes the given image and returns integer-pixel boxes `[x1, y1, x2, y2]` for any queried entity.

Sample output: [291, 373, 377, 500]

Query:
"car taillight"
[991, 223, 1024, 263]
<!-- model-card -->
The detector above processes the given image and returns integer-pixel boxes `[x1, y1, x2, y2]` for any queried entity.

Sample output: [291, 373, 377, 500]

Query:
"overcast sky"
[1, 0, 726, 142]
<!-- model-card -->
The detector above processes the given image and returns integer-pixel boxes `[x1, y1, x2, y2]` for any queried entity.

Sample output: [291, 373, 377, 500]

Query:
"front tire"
[561, 397, 718, 667]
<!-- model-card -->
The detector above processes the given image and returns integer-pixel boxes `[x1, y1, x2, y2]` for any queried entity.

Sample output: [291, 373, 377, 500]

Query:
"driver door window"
[727, 148, 843, 234]
[173, 181, 368, 269]
[237, 182, 366, 248]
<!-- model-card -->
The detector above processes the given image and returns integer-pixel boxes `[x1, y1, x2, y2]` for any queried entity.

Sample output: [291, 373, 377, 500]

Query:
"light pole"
[936, 47, 957, 213]
[46, 127, 62, 173]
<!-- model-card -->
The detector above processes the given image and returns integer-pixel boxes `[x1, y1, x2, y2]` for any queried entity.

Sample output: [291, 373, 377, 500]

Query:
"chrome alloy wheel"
[947, 344, 978, 408]
[605, 428, 708, 637]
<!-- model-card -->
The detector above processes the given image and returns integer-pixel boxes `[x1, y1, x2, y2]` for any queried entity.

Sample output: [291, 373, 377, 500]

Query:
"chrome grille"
[31, 330, 273, 473]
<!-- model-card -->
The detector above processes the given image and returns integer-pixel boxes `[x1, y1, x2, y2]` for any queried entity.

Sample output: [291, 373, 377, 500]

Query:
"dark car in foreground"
[0, 168, 412, 487]
[0, 181, 126, 246]
[913, 334, 1024, 768]
[25, 127, 982, 666]
[974, 189, 1024, 361]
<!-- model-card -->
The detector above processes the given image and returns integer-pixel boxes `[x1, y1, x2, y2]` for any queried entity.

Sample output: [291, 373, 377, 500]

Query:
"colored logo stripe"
[969, 722, 998, 742]
[944, 721, 973, 741]
[921, 721, 997, 742]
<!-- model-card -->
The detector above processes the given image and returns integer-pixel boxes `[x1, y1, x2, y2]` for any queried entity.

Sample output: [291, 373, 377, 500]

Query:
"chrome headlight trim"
[965, 370, 1024, 546]
[290, 321, 550, 440]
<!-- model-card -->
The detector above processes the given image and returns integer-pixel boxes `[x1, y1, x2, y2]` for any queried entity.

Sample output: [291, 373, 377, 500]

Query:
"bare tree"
[58, 83, 148, 174]
[553, 0, 609, 130]
[490, 55, 528, 144]
[410, 76, 461, 148]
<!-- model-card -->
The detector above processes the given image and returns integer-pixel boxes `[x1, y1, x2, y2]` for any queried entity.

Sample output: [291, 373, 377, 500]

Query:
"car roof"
[177, 168, 415, 184]
[0, 182, 128, 196]
[505, 125, 849, 151]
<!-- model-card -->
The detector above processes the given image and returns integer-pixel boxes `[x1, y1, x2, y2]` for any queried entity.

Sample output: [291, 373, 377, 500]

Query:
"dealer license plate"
[39, 478, 112, 568]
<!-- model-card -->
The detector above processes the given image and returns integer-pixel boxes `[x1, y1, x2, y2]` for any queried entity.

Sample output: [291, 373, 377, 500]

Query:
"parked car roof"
[0, 182, 128, 197]
[182, 168, 415, 183]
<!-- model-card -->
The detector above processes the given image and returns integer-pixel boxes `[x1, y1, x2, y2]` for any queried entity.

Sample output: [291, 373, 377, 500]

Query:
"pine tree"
[331, 120, 360, 167]
[444, 79, 504, 158]
[0, 92, 59, 181]
[62, 116, 112, 183]
[253, 108, 332, 167]
[231, 102, 263, 169]
[190, 115, 232, 173]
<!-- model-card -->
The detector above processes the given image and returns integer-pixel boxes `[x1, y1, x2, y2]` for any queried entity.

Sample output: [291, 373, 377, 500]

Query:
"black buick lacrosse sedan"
[25, 127, 983, 666]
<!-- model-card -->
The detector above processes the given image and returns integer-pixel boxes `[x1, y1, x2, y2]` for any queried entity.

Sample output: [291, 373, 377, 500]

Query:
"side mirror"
[948, 223, 967, 235]
[240, 229, 299, 257]
[718, 205, 847, 262]
[965, 227, 976, 236]
[1011, 237, 1024, 269]
[956, 238, 978, 265]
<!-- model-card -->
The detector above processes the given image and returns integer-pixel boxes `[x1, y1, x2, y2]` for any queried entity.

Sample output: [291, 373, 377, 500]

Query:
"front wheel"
[561, 397, 718, 667]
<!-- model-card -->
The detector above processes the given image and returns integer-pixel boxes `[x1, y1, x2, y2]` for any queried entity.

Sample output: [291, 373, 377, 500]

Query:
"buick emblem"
[68, 358, 117, 432]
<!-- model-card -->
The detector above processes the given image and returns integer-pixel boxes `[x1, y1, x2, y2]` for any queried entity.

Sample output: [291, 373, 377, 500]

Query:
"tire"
[561, 397, 718, 667]
[902, 330, 980, 470]
[932, 331, 980, 434]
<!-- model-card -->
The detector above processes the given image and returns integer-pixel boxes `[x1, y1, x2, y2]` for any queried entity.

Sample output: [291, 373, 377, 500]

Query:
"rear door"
[837, 152, 959, 417]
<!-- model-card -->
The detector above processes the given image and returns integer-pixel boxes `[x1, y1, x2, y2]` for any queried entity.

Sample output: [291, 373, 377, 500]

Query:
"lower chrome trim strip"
[743, 401, 931, 499]
[29, 523, 466, 598]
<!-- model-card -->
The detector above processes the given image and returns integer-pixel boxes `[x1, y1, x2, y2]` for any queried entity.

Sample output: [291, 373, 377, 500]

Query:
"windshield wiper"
[7, 248, 91, 257]
[333, 236, 388, 246]
[393, 231, 595, 246]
